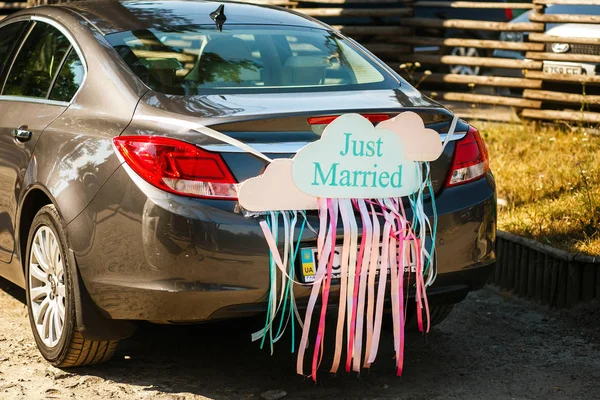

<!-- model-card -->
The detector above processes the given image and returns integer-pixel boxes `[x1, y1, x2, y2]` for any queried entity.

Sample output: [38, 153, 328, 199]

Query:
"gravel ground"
[1, 277, 599, 400]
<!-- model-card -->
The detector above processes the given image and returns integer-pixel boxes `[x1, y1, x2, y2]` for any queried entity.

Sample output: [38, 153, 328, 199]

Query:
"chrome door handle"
[11, 127, 32, 142]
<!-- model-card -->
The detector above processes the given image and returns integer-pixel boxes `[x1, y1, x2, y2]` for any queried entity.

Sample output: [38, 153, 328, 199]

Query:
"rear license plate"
[299, 243, 420, 283]
[543, 64, 582, 75]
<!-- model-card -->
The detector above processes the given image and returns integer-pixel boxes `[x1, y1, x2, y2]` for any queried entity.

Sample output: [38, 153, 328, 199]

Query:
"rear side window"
[3, 22, 71, 98]
[107, 25, 396, 95]
[0, 21, 28, 78]
[49, 48, 84, 102]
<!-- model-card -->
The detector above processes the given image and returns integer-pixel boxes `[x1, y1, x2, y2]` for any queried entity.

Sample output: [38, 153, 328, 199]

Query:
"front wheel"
[448, 46, 482, 76]
[25, 204, 118, 367]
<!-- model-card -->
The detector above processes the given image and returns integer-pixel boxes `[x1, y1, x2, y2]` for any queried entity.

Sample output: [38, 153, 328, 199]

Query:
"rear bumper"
[211, 263, 495, 320]
[67, 164, 496, 322]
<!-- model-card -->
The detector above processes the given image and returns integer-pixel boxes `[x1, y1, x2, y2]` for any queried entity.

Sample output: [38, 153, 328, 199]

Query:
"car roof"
[512, 4, 600, 23]
[57, 0, 326, 35]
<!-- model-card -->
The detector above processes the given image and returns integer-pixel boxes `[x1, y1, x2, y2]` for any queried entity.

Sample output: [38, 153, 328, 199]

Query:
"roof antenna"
[210, 4, 227, 32]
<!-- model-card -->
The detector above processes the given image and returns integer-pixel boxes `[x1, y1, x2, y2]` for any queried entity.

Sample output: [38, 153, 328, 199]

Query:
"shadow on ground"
[1, 276, 599, 399]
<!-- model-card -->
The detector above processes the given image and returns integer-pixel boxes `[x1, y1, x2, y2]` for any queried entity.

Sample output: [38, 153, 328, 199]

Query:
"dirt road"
[1, 277, 599, 400]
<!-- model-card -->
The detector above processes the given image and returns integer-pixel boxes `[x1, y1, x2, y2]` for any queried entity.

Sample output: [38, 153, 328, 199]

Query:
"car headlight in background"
[551, 43, 570, 53]
[500, 32, 524, 42]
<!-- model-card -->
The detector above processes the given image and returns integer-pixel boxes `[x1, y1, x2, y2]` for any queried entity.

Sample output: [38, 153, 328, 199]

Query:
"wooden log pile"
[264, 0, 600, 124]
[5, 0, 600, 123]
[395, 0, 600, 123]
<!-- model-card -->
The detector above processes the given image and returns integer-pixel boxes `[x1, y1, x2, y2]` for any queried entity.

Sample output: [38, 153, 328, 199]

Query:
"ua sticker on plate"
[291, 113, 422, 199]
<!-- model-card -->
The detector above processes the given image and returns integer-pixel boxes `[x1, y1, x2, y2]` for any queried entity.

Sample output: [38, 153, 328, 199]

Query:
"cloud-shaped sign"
[238, 112, 444, 209]
[291, 114, 421, 199]
[377, 112, 443, 162]
[238, 159, 318, 212]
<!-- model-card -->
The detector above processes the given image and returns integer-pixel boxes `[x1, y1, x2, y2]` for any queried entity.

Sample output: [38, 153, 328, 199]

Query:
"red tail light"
[445, 125, 489, 187]
[308, 113, 390, 125]
[504, 8, 514, 20]
[113, 136, 238, 199]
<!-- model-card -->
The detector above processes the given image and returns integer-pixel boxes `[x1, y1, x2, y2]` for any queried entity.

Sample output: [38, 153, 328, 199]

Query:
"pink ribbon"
[296, 198, 332, 378]
[363, 202, 380, 369]
[311, 198, 338, 381]
[347, 199, 371, 373]
[331, 199, 352, 373]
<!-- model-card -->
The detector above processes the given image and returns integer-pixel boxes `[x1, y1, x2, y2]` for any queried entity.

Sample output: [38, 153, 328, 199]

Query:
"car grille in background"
[546, 42, 600, 56]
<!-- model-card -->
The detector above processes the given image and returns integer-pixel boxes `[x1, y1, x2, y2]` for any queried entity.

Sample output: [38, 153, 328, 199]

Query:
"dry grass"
[477, 121, 600, 256]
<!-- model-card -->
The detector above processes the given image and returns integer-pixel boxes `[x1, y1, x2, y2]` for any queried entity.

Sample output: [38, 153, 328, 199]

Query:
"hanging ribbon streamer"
[237, 112, 459, 381]
[254, 195, 434, 380]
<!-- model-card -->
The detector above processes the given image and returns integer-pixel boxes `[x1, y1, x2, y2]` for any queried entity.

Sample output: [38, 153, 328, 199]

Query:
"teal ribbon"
[261, 211, 307, 353]
[424, 162, 437, 275]
[260, 212, 278, 352]
[273, 212, 306, 352]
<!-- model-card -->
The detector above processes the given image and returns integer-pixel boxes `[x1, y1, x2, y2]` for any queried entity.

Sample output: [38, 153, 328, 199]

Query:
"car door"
[0, 19, 75, 264]
[0, 19, 32, 264]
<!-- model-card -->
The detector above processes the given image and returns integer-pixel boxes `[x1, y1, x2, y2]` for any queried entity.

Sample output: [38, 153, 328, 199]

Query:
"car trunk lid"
[128, 89, 468, 194]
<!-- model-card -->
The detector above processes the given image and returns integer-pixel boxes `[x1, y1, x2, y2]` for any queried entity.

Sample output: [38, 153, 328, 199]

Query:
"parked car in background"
[414, 0, 521, 76]
[493, 5, 600, 78]
[0, 0, 496, 368]
[542, 22, 600, 77]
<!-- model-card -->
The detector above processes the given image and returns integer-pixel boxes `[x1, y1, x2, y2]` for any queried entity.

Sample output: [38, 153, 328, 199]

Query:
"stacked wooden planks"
[264, 0, 417, 66]
[264, 0, 541, 120]
[519, 0, 600, 123]
[9, 0, 600, 123]
[393, 1, 544, 118]
[266, 0, 600, 123]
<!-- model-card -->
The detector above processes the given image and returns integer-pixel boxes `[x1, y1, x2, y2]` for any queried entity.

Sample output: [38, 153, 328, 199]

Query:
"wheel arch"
[18, 186, 136, 341]
[17, 185, 56, 271]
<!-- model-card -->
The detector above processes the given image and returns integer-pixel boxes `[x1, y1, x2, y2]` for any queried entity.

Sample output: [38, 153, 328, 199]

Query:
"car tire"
[25, 204, 118, 367]
[448, 45, 482, 76]
[418, 303, 454, 329]
[384, 304, 454, 331]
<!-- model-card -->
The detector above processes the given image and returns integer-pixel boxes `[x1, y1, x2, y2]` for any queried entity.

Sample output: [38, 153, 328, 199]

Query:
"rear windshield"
[106, 25, 397, 95]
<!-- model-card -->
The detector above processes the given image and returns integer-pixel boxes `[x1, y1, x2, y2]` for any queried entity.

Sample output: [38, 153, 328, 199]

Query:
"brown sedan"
[0, 0, 496, 367]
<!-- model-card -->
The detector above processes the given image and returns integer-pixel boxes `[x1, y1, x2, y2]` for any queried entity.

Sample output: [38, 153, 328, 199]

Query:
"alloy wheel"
[28, 226, 66, 348]
[449, 46, 481, 76]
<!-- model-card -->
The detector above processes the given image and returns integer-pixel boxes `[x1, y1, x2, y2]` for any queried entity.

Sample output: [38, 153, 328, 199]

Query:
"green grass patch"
[477, 121, 600, 256]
